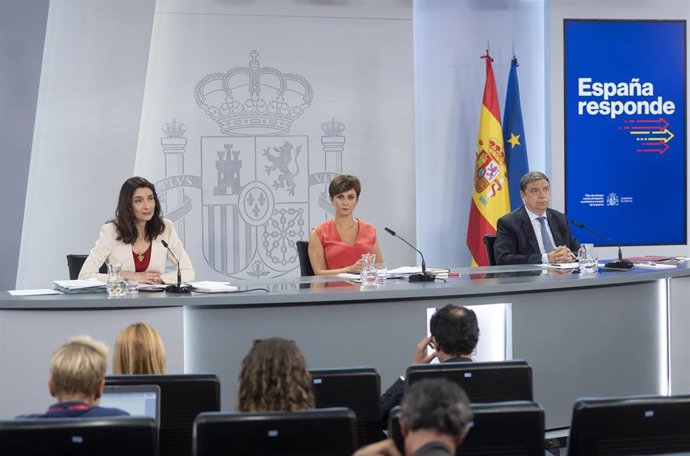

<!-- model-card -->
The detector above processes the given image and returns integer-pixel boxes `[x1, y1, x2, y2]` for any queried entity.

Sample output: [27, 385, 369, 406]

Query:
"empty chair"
[483, 235, 497, 266]
[405, 360, 533, 403]
[0, 417, 157, 456]
[66, 254, 107, 279]
[295, 240, 314, 276]
[106, 373, 220, 456]
[310, 366, 384, 447]
[193, 407, 357, 456]
[567, 394, 690, 456]
[389, 401, 544, 456]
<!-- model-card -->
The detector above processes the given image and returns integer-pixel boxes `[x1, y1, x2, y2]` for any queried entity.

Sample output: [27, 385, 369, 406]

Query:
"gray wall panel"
[0, 0, 49, 290]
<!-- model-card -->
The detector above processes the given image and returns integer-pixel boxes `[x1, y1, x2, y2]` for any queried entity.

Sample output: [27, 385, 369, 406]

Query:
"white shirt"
[525, 208, 556, 264]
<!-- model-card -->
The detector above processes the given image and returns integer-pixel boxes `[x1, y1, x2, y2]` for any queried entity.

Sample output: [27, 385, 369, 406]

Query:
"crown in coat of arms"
[194, 50, 313, 136]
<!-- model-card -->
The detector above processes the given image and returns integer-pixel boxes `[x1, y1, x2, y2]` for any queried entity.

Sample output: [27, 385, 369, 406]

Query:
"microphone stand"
[161, 240, 191, 293]
[570, 221, 633, 270]
[384, 227, 436, 282]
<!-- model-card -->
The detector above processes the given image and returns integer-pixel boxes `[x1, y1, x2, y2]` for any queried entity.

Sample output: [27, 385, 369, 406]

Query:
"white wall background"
[135, 0, 415, 281]
[15, 0, 415, 288]
[16, 0, 155, 289]
[414, 0, 546, 268]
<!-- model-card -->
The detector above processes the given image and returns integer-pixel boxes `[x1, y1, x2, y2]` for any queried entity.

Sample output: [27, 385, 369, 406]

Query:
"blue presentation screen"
[564, 20, 686, 246]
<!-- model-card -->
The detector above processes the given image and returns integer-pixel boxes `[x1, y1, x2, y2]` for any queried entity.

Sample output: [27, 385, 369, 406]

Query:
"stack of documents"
[189, 281, 238, 293]
[52, 278, 106, 294]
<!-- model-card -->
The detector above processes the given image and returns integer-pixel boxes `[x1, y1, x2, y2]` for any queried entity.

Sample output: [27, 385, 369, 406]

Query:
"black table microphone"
[570, 221, 633, 270]
[161, 240, 191, 293]
[384, 227, 436, 282]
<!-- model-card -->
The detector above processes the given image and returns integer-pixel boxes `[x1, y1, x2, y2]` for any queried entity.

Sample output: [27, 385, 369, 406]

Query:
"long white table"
[3, 264, 690, 428]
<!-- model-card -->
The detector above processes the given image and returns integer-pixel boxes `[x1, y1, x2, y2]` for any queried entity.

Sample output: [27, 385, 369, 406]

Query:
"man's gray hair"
[519, 171, 550, 192]
[401, 378, 473, 436]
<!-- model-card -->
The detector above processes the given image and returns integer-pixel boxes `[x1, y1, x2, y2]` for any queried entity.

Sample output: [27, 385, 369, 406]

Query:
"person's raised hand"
[412, 336, 437, 364]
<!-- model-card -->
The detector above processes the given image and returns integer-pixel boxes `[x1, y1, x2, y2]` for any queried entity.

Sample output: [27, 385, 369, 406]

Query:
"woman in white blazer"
[79, 177, 194, 284]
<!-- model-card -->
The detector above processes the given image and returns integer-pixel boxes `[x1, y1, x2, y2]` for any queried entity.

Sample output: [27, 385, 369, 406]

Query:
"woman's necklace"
[133, 238, 149, 263]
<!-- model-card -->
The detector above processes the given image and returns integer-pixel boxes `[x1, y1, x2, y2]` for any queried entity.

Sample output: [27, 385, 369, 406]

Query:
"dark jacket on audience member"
[413, 441, 454, 456]
[380, 357, 472, 427]
[17, 401, 129, 419]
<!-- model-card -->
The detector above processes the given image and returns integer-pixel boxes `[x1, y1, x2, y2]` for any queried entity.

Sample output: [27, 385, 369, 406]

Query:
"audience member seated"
[79, 176, 194, 284]
[308, 174, 384, 275]
[236, 338, 315, 412]
[18, 336, 128, 418]
[354, 378, 473, 456]
[380, 305, 479, 425]
[113, 322, 166, 375]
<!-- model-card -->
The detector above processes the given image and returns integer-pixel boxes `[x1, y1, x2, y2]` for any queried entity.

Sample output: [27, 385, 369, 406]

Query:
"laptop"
[101, 384, 161, 427]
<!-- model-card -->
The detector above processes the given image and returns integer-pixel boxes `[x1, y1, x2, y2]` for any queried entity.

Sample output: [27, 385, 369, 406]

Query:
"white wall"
[134, 0, 415, 281]
[16, 0, 155, 289]
[414, 0, 546, 267]
[15, 0, 415, 287]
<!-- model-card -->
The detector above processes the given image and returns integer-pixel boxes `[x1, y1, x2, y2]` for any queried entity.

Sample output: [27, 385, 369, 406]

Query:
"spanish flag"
[466, 53, 510, 266]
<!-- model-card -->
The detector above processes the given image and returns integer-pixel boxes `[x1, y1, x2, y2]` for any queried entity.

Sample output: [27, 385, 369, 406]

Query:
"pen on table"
[437, 272, 460, 278]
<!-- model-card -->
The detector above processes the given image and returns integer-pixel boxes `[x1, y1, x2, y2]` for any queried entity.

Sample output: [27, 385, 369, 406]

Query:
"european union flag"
[503, 57, 530, 210]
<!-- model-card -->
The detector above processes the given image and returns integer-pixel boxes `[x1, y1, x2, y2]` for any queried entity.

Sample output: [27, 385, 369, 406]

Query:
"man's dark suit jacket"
[494, 206, 580, 265]
[380, 357, 471, 428]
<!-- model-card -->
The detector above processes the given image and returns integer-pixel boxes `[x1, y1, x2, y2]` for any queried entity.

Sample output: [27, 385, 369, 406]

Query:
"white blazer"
[78, 219, 195, 284]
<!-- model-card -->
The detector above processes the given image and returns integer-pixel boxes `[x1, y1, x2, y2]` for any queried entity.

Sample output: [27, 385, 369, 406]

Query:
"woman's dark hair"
[236, 338, 315, 412]
[328, 174, 361, 198]
[112, 177, 164, 244]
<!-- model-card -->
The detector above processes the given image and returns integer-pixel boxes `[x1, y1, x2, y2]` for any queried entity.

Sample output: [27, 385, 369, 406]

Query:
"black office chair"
[389, 401, 545, 456]
[66, 254, 107, 279]
[296, 240, 315, 276]
[106, 374, 220, 456]
[483, 234, 497, 266]
[193, 408, 356, 456]
[0, 416, 157, 456]
[310, 367, 384, 447]
[406, 360, 533, 403]
[567, 394, 690, 455]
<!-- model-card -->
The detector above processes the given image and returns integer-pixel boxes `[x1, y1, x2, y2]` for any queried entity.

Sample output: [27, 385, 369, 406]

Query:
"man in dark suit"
[494, 171, 580, 265]
[380, 305, 479, 426]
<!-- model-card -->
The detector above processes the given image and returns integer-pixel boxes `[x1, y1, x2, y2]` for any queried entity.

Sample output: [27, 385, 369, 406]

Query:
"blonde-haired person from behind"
[113, 322, 166, 375]
[17, 336, 128, 418]
[236, 338, 315, 412]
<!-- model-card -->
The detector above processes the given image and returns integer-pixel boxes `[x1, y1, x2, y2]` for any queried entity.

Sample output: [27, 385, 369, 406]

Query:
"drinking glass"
[106, 263, 126, 297]
[125, 279, 139, 294]
[375, 263, 387, 285]
[360, 253, 376, 285]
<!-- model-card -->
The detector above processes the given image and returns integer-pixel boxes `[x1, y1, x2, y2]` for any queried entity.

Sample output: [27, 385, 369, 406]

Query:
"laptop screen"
[100, 384, 160, 426]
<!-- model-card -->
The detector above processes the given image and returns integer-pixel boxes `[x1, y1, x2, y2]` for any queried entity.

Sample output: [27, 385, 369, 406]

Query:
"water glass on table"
[360, 253, 376, 285]
[125, 279, 139, 294]
[106, 262, 126, 297]
[578, 243, 598, 273]
[375, 263, 387, 285]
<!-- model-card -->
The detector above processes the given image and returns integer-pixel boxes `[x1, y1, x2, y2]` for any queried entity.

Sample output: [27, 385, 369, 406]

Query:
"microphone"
[384, 227, 436, 282]
[570, 221, 633, 270]
[161, 240, 191, 293]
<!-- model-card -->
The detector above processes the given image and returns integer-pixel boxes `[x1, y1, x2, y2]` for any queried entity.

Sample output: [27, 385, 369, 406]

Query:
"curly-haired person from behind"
[113, 322, 166, 375]
[236, 338, 315, 412]
[18, 336, 128, 418]
[380, 305, 479, 425]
